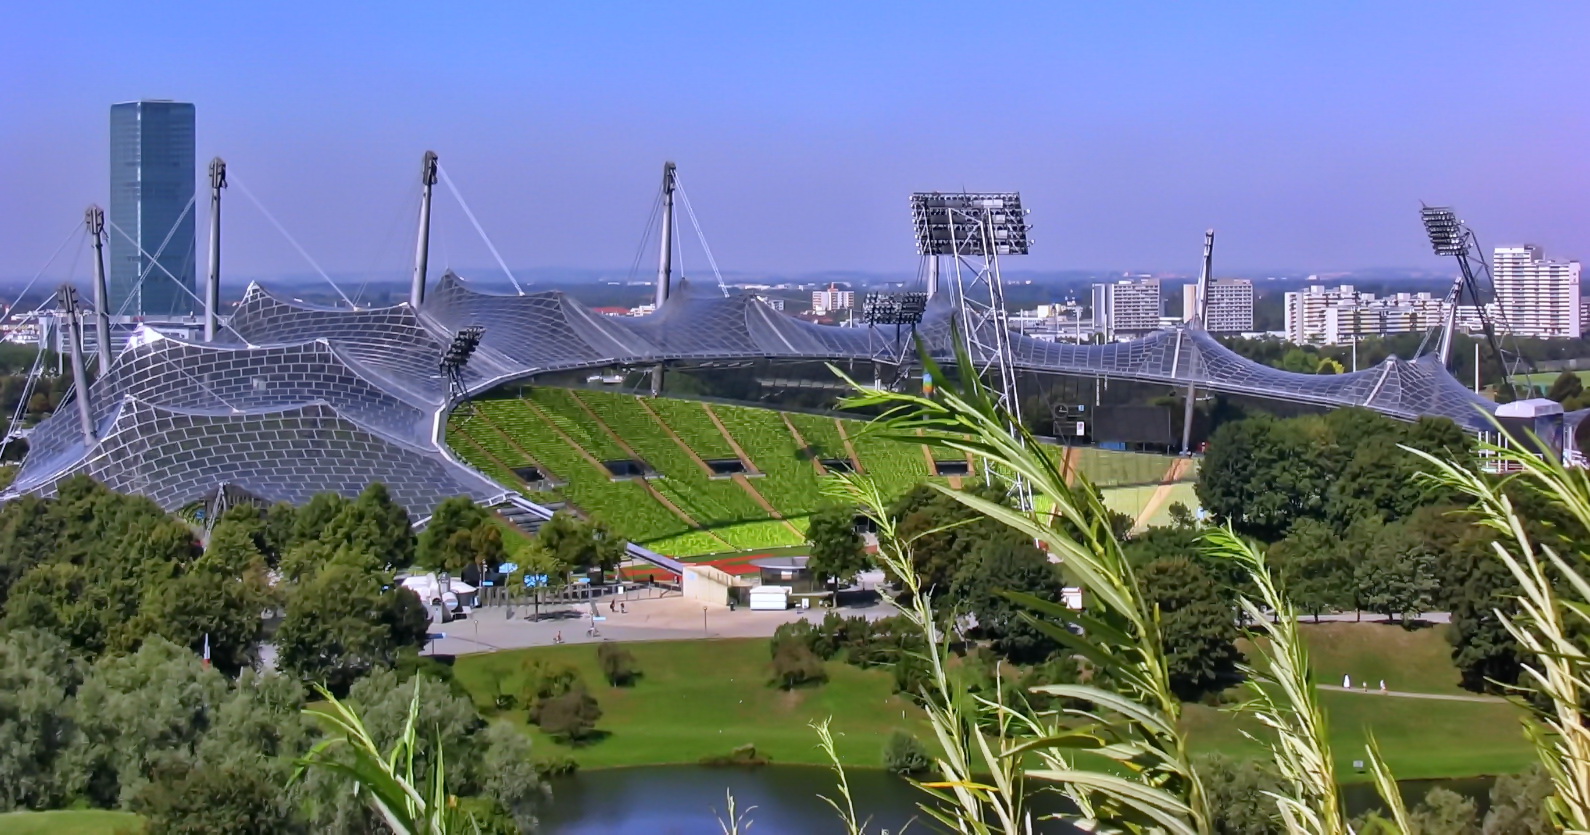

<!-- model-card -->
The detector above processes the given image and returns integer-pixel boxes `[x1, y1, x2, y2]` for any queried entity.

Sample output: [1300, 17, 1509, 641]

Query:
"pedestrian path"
[1315, 684, 1501, 703]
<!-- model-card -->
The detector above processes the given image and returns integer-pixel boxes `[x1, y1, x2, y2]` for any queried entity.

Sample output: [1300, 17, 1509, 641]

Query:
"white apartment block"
[1285, 285, 1449, 345]
[1091, 279, 1161, 340]
[1492, 246, 1581, 339]
[1181, 279, 1254, 333]
[810, 285, 855, 314]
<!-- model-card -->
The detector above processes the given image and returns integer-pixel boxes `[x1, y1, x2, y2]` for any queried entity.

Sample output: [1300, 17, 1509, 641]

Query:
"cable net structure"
[6, 271, 1495, 525]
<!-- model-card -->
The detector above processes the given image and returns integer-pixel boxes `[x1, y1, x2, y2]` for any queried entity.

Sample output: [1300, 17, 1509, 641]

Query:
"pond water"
[540, 765, 1495, 834]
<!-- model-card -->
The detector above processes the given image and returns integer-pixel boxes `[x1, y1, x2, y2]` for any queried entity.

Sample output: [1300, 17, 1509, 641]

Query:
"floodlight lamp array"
[1421, 207, 1467, 257]
[861, 292, 928, 326]
[441, 325, 485, 372]
[910, 192, 1031, 257]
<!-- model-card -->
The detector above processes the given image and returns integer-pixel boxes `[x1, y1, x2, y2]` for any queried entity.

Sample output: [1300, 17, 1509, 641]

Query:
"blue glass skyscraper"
[109, 101, 196, 317]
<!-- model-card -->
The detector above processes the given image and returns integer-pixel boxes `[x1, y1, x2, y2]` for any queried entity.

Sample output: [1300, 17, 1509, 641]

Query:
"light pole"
[702, 605, 708, 637]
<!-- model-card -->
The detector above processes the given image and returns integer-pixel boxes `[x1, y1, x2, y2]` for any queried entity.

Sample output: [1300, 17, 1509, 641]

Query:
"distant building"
[1492, 246, 1581, 339]
[1091, 279, 1161, 340]
[1181, 279, 1254, 333]
[109, 101, 197, 317]
[1284, 284, 1447, 345]
[811, 285, 854, 314]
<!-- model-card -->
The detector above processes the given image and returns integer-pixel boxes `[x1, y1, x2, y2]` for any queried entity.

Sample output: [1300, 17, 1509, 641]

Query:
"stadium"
[1, 170, 1502, 571]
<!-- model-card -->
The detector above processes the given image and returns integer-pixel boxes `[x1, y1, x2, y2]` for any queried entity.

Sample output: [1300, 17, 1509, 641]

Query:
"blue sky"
[3, 1, 1586, 281]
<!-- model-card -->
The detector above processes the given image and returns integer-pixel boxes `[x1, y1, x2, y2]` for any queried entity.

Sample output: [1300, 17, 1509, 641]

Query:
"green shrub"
[536, 683, 603, 742]
[597, 642, 641, 686]
[883, 730, 933, 775]
[771, 641, 826, 689]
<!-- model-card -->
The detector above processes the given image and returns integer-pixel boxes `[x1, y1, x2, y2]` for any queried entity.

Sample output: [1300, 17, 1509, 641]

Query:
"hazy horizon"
[4, 2, 1586, 285]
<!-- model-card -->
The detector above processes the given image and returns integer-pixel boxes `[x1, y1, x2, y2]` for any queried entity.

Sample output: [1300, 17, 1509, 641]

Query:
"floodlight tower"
[440, 325, 485, 401]
[1418, 205, 1526, 385]
[910, 192, 1033, 510]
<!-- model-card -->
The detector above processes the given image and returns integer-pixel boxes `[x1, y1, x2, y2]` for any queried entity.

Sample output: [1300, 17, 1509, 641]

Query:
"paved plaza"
[424, 585, 897, 657]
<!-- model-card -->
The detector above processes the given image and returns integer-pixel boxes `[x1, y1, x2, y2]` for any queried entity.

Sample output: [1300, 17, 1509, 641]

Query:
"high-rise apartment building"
[810, 285, 854, 313]
[109, 101, 197, 317]
[1492, 246, 1581, 339]
[1181, 279, 1254, 333]
[1090, 279, 1161, 340]
[1284, 284, 1447, 345]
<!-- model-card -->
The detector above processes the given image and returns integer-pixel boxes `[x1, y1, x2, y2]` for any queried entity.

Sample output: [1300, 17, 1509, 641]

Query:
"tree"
[1197, 414, 1332, 541]
[1408, 786, 1479, 835]
[805, 504, 868, 594]
[1139, 557, 1241, 700]
[68, 637, 231, 807]
[418, 496, 504, 574]
[141, 519, 278, 676]
[771, 641, 826, 689]
[319, 484, 416, 570]
[1352, 520, 1438, 625]
[883, 730, 932, 775]
[135, 760, 303, 835]
[597, 643, 641, 686]
[1445, 532, 1524, 693]
[1546, 370, 1584, 404]
[536, 685, 603, 742]
[1269, 519, 1351, 621]
[954, 529, 1067, 663]
[0, 629, 84, 810]
[508, 542, 569, 622]
[275, 562, 426, 694]
[535, 512, 625, 573]
[1483, 766, 1554, 835]
[1195, 754, 1282, 835]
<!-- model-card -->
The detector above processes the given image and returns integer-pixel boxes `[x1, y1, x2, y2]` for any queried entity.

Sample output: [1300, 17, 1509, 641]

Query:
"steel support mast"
[57, 285, 95, 443]
[411, 151, 439, 307]
[205, 158, 226, 341]
[1181, 229, 1214, 455]
[85, 206, 113, 371]
[651, 161, 677, 396]
[654, 161, 677, 308]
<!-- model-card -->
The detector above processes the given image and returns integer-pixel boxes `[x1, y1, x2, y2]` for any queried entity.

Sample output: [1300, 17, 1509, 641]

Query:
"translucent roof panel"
[8, 271, 1497, 518]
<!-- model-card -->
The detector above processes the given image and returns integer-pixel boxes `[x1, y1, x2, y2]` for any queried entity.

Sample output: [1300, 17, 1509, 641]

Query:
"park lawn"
[453, 638, 930, 769]
[1285, 622, 1469, 696]
[0, 810, 144, 834]
[1183, 690, 1533, 781]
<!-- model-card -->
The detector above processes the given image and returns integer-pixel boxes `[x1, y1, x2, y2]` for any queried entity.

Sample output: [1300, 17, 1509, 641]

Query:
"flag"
[202, 633, 211, 668]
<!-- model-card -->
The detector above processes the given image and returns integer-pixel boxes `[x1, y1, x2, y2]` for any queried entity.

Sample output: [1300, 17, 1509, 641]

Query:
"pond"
[541, 765, 1496, 834]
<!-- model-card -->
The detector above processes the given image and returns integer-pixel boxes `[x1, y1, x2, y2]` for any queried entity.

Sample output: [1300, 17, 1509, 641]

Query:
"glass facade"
[109, 101, 197, 317]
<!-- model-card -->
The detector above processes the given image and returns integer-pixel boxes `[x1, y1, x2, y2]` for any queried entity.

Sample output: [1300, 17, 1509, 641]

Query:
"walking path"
[1315, 684, 1501, 703]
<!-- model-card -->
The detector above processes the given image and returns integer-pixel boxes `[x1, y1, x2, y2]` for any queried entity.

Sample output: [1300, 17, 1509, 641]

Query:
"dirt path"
[833, 418, 865, 474]
[1132, 457, 1193, 530]
[1062, 446, 1082, 486]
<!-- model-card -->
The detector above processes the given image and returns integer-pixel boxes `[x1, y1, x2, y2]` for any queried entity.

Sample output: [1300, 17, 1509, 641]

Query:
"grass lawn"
[1511, 369, 1590, 390]
[1183, 691, 1533, 781]
[0, 810, 143, 834]
[1284, 621, 1469, 695]
[453, 638, 929, 769]
[456, 628, 1533, 779]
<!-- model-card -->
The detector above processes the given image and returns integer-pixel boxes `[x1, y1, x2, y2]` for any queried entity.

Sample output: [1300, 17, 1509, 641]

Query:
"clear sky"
[3, 1, 1587, 282]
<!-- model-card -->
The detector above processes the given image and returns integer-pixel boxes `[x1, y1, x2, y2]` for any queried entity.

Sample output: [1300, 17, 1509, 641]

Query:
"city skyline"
[3, 2, 1587, 283]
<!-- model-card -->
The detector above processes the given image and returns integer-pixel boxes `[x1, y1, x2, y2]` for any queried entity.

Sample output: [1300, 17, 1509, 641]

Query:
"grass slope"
[0, 810, 143, 834]
[454, 638, 927, 769]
